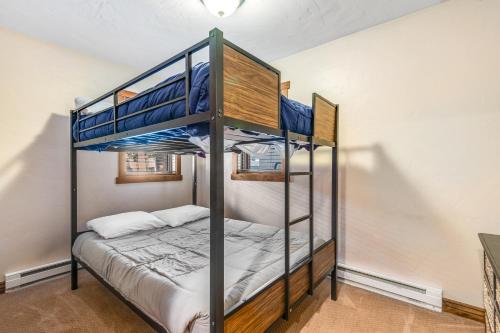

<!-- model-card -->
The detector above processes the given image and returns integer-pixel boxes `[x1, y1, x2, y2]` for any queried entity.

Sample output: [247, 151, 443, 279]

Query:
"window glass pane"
[237, 145, 282, 173]
[125, 152, 175, 175]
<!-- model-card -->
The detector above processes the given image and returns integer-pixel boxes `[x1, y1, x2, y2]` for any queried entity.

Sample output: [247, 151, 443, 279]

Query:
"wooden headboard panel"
[281, 81, 290, 97]
[313, 93, 337, 143]
[117, 90, 136, 103]
[223, 45, 280, 129]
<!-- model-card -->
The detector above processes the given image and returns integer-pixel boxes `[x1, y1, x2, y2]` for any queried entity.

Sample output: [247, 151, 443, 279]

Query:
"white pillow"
[75, 96, 113, 115]
[87, 211, 164, 239]
[151, 205, 210, 227]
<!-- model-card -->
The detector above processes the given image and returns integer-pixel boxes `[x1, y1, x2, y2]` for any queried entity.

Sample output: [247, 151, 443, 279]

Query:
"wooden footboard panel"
[223, 44, 280, 129]
[313, 241, 336, 285]
[224, 240, 335, 333]
[313, 93, 337, 143]
[224, 279, 285, 333]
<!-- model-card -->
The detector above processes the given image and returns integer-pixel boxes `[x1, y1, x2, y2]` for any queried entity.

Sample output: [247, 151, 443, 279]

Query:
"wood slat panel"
[0, 280, 5, 294]
[313, 94, 337, 143]
[225, 241, 335, 332]
[313, 242, 336, 284]
[290, 263, 309, 305]
[223, 45, 279, 128]
[224, 280, 285, 333]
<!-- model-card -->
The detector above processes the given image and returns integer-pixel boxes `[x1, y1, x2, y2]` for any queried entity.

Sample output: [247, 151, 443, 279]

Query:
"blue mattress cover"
[73, 63, 312, 143]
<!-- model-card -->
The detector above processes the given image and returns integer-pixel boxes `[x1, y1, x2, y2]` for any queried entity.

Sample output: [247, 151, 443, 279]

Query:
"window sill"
[115, 174, 183, 184]
[231, 172, 284, 182]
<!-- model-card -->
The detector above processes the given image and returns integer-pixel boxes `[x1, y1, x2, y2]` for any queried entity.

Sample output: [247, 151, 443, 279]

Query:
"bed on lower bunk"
[70, 29, 338, 333]
[73, 208, 326, 333]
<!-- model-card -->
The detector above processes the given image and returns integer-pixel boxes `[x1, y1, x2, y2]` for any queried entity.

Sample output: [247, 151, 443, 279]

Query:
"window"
[116, 152, 182, 184]
[231, 145, 285, 182]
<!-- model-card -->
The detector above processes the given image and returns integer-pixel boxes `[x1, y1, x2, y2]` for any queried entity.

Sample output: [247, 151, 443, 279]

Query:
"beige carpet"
[0, 271, 483, 333]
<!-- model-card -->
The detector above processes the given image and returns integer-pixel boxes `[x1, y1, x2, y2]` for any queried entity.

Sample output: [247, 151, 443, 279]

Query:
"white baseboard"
[337, 263, 442, 312]
[5, 259, 74, 291]
[5, 259, 443, 312]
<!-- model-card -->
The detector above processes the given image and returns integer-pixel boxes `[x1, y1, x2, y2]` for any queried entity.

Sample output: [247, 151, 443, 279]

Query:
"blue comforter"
[73, 63, 312, 142]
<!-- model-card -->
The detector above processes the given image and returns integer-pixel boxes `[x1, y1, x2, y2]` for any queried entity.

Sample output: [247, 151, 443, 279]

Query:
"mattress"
[72, 62, 313, 142]
[73, 217, 323, 333]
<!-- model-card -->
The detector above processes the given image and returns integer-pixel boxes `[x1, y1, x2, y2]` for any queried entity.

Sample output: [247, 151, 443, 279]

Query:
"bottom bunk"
[73, 213, 335, 333]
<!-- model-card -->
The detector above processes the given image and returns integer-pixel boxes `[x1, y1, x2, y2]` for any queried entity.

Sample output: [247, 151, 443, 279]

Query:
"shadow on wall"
[220, 147, 335, 238]
[0, 113, 71, 273]
[0, 111, 191, 277]
[338, 143, 459, 285]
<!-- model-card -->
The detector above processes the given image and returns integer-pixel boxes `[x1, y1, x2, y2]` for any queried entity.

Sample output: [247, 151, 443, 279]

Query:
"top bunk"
[71, 29, 338, 154]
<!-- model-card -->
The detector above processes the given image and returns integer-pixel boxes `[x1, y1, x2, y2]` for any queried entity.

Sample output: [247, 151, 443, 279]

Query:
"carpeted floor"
[0, 271, 484, 332]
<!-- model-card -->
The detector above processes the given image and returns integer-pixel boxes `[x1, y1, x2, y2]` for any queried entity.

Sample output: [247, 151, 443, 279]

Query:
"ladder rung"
[289, 171, 312, 176]
[289, 214, 311, 226]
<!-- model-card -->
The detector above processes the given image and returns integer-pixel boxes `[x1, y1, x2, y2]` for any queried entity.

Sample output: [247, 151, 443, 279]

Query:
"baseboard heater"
[337, 263, 442, 312]
[5, 259, 76, 292]
[5, 259, 443, 312]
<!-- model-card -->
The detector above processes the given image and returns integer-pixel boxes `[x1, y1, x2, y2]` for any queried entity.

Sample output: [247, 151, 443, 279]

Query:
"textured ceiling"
[0, 0, 440, 69]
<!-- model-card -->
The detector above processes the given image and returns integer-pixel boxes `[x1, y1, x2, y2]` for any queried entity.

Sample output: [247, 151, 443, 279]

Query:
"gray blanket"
[73, 218, 322, 333]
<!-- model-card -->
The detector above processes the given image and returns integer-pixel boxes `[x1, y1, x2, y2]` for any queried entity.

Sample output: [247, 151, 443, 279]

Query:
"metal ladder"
[284, 132, 314, 319]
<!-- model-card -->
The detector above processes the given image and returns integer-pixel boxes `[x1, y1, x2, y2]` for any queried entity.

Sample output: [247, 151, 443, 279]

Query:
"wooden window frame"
[116, 153, 182, 184]
[230, 153, 285, 182]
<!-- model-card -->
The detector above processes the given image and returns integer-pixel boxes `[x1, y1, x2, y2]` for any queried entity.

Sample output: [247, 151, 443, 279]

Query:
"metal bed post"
[192, 154, 197, 205]
[70, 111, 78, 290]
[208, 28, 225, 333]
[187, 46, 194, 209]
[308, 137, 314, 295]
[331, 106, 339, 300]
[185, 50, 192, 116]
[113, 91, 118, 134]
[284, 131, 290, 320]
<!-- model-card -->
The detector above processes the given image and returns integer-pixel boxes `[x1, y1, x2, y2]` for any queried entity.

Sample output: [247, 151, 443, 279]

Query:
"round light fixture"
[201, 0, 245, 18]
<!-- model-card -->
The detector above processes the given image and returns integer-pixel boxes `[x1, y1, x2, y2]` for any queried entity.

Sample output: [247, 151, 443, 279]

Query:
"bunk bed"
[70, 29, 339, 333]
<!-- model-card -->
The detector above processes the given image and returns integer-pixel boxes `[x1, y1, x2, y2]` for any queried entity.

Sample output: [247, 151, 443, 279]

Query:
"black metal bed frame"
[70, 28, 338, 333]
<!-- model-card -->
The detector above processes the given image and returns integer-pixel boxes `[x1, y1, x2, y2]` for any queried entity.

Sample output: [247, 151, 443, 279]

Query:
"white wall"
[271, 0, 500, 306]
[0, 27, 192, 281]
[197, 151, 333, 243]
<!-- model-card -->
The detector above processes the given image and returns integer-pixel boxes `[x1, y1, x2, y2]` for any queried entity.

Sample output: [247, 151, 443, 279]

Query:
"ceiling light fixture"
[201, 0, 245, 18]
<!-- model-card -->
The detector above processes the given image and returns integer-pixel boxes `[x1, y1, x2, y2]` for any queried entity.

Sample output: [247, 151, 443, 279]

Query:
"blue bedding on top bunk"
[73, 63, 312, 143]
